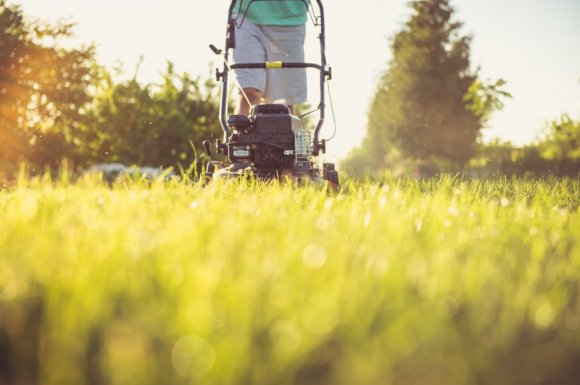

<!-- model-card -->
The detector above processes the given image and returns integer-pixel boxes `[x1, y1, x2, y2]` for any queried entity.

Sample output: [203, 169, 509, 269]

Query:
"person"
[232, 0, 309, 116]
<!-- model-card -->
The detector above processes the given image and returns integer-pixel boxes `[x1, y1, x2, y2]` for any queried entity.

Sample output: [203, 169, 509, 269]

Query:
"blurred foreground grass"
[1, 175, 579, 385]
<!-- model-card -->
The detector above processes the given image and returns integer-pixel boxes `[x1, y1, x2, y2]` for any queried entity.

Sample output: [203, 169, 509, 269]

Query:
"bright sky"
[18, 0, 580, 161]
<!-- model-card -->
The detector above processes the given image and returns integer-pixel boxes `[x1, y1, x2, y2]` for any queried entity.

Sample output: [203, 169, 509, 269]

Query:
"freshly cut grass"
[0, 176, 579, 385]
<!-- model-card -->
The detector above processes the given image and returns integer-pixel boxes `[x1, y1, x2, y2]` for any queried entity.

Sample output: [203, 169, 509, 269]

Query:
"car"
[85, 163, 179, 184]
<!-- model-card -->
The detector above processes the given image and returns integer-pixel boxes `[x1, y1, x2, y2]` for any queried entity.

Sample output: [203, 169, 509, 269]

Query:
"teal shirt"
[234, 0, 308, 26]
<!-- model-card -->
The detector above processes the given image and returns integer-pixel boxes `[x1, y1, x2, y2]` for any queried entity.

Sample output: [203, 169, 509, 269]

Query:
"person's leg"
[263, 25, 307, 112]
[233, 21, 267, 116]
[235, 87, 263, 115]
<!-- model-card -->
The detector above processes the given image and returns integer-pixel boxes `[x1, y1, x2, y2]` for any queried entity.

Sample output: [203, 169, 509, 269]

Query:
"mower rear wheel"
[200, 172, 213, 186]
[325, 170, 339, 192]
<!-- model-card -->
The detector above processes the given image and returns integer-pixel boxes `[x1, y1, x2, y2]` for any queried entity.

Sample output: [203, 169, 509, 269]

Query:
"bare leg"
[235, 87, 263, 116]
[235, 87, 296, 115]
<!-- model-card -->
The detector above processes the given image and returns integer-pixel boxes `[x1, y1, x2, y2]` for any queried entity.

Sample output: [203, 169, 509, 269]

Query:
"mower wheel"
[200, 172, 213, 186]
[325, 170, 339, 192]
[206, 161, 222, 173]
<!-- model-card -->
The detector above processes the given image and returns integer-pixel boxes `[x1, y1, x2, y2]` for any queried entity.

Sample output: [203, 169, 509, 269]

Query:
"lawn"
[1, 175, 579, 385]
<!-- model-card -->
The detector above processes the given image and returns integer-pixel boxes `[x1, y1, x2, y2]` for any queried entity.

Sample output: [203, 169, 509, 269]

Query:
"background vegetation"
[0, 0, 221, 180]
[340, 0, 578, 178]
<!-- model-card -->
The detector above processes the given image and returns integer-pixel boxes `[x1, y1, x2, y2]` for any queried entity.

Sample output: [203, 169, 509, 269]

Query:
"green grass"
[1, 175, 579, 385]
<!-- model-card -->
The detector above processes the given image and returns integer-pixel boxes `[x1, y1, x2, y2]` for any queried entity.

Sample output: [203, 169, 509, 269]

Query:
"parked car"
[85, 163, 127, 183]
[84, 163, 179, 183]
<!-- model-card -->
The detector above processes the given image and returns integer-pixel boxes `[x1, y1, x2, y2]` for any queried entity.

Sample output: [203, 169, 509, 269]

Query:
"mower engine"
[226, 104, 311, 171]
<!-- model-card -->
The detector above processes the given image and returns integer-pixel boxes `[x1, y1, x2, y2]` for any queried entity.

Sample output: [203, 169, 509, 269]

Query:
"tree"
[79, 62, 221, 170]
[343, 0, 509, 177]
[0, 0, 98, 173]
[539, 114, 580, 162]
[467, 113, 580, 177]
[0, 1, 222, 176]
[531, 113, 580, 176]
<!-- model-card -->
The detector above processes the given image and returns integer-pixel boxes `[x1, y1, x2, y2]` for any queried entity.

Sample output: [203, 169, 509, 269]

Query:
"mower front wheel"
[200, 172, 213, 186]
[323, 163, 339, 192]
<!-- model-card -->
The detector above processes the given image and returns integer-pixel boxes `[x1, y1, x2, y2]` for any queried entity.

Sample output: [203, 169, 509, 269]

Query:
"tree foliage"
[0, 0, 97, 172]
[0, 1, 222, 177]
[540, 114, 580, 162]
[77, 63, 221, 170]
[469, 113, 580, 177]
[343, 0, 509, 177]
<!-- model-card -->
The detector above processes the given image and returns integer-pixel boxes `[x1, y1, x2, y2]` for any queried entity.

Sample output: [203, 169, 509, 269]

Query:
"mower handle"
[230, 62, 323, 70]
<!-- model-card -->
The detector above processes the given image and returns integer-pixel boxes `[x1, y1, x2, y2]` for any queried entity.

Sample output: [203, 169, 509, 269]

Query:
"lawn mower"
[202, 0, 339, 189]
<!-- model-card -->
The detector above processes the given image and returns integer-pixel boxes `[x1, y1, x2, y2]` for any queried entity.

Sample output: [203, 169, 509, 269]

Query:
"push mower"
[202, 0, 339, 190]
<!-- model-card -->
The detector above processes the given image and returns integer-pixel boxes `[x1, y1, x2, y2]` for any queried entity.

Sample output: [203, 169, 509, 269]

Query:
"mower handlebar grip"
[230, 62, 323, 70]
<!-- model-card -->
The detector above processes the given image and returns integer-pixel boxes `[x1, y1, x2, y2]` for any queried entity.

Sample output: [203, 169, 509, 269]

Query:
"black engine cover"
[227, 104, 301, 169]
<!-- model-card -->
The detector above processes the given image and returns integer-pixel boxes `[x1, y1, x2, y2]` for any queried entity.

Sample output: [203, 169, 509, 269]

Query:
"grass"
[0, 175, 579, 385]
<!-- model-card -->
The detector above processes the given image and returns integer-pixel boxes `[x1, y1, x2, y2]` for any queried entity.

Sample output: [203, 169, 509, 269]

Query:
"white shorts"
[233, 21, 307, 105]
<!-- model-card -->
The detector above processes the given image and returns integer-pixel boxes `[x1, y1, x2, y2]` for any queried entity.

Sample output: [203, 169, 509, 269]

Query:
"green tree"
[80, 63, 221, 170]
[468, 139, 519, 176]
[540, 114, 580, 161]
[343, 0, 509, 177]
[0, 0, 97, 173]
